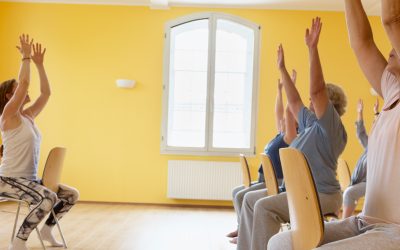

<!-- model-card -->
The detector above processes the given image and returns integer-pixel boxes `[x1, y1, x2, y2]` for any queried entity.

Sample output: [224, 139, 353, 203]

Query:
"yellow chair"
[337, 158, 351, 192]
[1, 147, 68, 249]
[260, 153, 279, 196]
[279, 148, 324, 250]
[239, 154, 252, 188]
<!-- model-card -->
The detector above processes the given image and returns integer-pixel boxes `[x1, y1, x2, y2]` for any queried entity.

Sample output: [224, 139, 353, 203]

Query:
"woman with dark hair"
[0, 35, 79, 250]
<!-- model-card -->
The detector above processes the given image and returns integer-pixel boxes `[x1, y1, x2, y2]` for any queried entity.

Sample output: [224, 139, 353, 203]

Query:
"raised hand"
[291, 69, 297, 84]
[305, 17, 322, 49]
[16, 34, 33, 58]
[357, 99, 364, 113]
[277, 44, 285, 70]
[32, 43, 46, 65]
[373, 98, 379, 114]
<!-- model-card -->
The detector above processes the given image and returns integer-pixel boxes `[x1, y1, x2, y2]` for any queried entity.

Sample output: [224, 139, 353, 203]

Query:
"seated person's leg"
[237, 188, 271, 249]
[0, 177, 57, 250]
[342, 182, 366, 218]
[41, 184, 79, 246]
[268, 216, 359, 250]
[316, 217, 400, 250]
[251, 192, 290, 250]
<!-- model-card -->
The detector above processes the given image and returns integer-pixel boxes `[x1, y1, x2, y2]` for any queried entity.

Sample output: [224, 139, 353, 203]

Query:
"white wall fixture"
[116, 79, 136, 88]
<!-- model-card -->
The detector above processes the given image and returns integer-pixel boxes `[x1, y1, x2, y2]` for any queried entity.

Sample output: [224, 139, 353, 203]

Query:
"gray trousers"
[343, 182, 366, 207]
[268, 216, 400, 250]
[237, 191, 342, 250]
[233, 182, 266, 224]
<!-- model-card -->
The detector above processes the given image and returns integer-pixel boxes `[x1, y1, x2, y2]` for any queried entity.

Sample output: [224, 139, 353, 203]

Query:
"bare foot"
[229, 237, 238, 244]
[226, 229, 238, 238]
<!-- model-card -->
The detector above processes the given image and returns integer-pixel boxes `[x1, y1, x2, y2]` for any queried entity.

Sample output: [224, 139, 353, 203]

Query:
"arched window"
[161, 13, 260, 156]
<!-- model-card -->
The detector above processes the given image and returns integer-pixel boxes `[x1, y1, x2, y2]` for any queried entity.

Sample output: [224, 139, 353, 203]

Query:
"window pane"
[212, 19, 255, 149]
[167, 19, 209, 147]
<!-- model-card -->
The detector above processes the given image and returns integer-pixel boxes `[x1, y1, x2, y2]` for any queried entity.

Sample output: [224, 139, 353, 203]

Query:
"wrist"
[22, 57, 31, 61]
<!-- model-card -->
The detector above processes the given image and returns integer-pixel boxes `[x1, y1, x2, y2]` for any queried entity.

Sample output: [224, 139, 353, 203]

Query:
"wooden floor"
[0, 202, 238, 250]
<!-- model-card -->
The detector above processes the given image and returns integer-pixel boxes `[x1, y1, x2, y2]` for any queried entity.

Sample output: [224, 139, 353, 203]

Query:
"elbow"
[382, 13, 400, 27]
[310, 87, 325, 100]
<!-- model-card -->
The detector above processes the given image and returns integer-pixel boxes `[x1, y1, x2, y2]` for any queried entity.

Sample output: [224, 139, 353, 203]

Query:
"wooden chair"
[1, 147, 68, 249]
[337, 158, 351, 192]
[239, 154, 252, 188]
[279, 148, 324, 250]
[260, 153, 279, 196]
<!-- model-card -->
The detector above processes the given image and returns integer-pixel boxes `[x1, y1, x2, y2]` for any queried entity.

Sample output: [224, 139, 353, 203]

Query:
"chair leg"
[35, 228, 47, 250]
[25, 204, 47, 250]
[11, 202, 22, 243]
[51, 209, 68, 249]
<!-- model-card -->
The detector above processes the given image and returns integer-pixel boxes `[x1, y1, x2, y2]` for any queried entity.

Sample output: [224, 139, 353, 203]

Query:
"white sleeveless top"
[0, 115, 42, 180]
[361, 68, 400, 225]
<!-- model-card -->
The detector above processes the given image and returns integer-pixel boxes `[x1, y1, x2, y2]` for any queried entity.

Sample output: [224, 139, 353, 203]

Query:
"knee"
[41, 190, 57, 211]
[70, 187, 80, 204]
[343, 188, 356, 206]
[233, 185, 244, 198]
[267, 232, 292, 250]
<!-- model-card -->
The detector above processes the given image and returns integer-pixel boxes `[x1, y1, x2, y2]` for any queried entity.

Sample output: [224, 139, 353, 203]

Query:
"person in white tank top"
[0, 35, 79, 250]
[267, 1, 400, 250]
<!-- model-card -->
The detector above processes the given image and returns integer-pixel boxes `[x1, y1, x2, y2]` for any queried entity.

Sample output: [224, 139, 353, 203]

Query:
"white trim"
[161, 12, 260, 156]
[150, 0, 169, 9]
[206, 14, 217, 153]
[0, 0, 380, 16]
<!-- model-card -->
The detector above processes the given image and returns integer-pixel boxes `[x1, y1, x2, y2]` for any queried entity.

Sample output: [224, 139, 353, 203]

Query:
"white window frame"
[161, 12, 261, 156]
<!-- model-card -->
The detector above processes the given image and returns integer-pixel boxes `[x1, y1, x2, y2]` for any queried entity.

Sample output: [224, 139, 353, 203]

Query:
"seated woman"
[237, 18, 348, 250]
[342, 98, 379, 218]
[0, 35, 79, 250]
[228, 73, 298, 243]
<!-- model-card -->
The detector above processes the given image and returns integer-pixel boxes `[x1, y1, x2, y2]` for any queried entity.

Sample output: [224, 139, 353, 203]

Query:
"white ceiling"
[1, 0, 381, 15]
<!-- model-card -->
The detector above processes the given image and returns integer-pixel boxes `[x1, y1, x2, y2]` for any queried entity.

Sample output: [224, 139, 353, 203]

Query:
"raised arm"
[305, 17, 329, 119]
[344, 0, 387, 96]
[283, 104, 297, 145]
[356, 99, 368, 148]
[2, 35, 32, 121]
[24, 42, 50, 119]
[275, 79, 284, 133]
[382, 0, 400, 58]
[275, 70, 297, 133]
[277, 44, 304, 121]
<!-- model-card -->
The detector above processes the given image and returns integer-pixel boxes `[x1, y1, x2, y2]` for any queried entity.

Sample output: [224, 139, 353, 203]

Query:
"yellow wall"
[0, 2, 391, 206]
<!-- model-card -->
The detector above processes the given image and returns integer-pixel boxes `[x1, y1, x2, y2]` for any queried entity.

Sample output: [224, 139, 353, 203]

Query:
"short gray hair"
[326, 83, 347, 116]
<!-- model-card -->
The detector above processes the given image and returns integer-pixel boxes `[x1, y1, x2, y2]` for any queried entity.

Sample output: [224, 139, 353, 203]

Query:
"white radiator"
[167, 160, 242, 200]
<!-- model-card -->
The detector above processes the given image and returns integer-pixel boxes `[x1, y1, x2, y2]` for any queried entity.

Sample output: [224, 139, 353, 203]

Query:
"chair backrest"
[337, 158, 351, 192]
[279, 148, 324, 250]
[260, 153, 279, 196]
[239, 154, 251, 188]
[41, 147, 67, 193]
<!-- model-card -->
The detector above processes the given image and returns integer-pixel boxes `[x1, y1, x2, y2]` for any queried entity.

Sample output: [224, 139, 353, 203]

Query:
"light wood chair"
[2, 147, 68, 249]
[279, 148, 324, 250]
[337, 158, 351, 192]
[260, 153, 279, 196]
[239, 154, 252, 188]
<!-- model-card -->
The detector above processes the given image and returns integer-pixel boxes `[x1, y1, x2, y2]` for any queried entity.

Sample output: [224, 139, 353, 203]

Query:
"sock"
[9, 238, 28, 250]
[40, 224, 64, 247]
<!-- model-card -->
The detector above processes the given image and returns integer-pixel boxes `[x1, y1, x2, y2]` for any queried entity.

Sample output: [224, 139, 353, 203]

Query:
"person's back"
[362, 68, 400, 224]
[290, 101, 347, 194]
